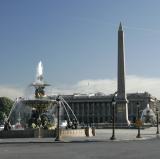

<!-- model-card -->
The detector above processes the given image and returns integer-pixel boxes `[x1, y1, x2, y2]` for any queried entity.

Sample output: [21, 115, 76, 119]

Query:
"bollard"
[85, 127, 89, 137]
[92, 127, 96, 136]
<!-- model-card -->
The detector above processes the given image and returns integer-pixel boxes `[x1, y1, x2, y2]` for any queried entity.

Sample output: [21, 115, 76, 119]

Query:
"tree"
[0, 97, 14, 124]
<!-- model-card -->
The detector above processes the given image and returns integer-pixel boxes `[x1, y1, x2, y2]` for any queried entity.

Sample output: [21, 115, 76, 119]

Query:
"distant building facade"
[50, 92, 159, 127]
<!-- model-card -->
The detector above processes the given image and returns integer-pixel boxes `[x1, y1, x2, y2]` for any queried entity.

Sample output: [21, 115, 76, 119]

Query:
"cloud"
[50, 75, 160, 98]
[1, 75, 160, 99]
[126, 75, 160, 97]
[0, 86, 24, 99]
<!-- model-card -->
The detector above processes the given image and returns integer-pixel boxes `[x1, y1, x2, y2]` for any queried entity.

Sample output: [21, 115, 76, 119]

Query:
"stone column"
[92, 102, 95, 124]
[116, 23, 129, 126]
[82, 103, 85, 123]
[87, 102, 89, 124]
[102, 103, 105, 123]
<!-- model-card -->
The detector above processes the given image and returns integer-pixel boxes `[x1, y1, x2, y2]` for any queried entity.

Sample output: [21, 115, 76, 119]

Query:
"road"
[0, 138, 160, 159]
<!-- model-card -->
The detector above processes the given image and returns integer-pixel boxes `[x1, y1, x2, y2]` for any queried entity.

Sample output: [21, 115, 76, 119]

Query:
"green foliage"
[0, 97, 14, 123]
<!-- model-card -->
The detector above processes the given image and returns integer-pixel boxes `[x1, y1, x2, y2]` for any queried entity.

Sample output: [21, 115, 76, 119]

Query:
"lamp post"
[156, 108, 159, 134]
[55, 96, 61, 141]
[136, 102, 141, 138]
[110, 92, 117, 140]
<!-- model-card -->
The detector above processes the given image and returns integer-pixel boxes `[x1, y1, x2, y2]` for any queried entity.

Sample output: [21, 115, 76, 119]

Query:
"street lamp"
[55, 96, 61, 141]
[110, 92, 117, 140]
[156, 108, 159, 134]
[136, 102, 141, 138]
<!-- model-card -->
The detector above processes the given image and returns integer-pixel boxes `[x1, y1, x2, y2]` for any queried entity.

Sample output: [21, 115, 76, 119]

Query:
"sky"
[1, 0, 160, 99]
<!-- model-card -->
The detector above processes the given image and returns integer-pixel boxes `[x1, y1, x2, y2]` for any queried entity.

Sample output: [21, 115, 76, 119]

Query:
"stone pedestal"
[116, 100, 129, 127]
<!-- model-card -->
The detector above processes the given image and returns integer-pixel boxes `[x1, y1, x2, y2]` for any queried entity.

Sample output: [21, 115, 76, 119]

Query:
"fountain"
[141, 104, 156, 126]
[7, 61, 57, 131]
[22, 61, 57, 130]
[0, 61, 89, 138]
[14, 112, 24, 130]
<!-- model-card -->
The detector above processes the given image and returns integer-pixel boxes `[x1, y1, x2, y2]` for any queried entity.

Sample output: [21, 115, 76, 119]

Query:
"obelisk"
[116, 23, 129, 126]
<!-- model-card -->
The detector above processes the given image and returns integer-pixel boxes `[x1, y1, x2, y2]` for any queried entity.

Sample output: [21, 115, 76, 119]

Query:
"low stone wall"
[0, 128, 95, 138]
[0, 129, 56, 138]
[34, 129, 55, 138]
[0, 129, 34, 138]
[60, 129, 86, 137]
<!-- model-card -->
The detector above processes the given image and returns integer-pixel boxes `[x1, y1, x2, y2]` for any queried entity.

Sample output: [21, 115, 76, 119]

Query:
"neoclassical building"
[49, 92, 159, 127]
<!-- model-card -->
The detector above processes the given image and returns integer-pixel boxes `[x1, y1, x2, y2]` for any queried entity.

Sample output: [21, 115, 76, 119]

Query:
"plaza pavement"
[0, 127, 159, 144]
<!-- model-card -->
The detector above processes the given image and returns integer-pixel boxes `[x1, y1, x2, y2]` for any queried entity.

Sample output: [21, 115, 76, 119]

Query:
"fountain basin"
[22, 99, 57, 111]
[0, 128, 91, 138]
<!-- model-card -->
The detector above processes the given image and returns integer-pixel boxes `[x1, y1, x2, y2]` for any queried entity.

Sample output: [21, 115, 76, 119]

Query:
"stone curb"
[0, 135, 157, 144]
